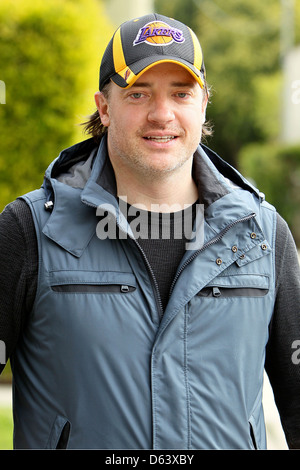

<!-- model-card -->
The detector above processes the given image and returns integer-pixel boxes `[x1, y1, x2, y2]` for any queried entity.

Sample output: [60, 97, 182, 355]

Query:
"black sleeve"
[265, 213, 300, 449]
[0, 199, 38, 373]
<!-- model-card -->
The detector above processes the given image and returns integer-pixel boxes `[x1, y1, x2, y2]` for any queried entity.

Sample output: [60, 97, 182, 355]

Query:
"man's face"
[95, 62, 207, 181]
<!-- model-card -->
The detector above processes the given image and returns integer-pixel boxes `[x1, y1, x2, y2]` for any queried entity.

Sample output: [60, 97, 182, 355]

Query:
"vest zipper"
[114, 209, 164, 319]
[169, 213, 257, 298]
[213, 287, 221, 297]
[197, 286, 269, 298]
[51, 284, 135, 294]
[117, 222, 164, 319]
[129, 237, 164, 320]
[82, 198, 164, 319]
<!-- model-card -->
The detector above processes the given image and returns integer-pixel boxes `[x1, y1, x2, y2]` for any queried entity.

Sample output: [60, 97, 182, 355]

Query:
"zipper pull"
[121, 285, 130, 293]
[213, 287, 221, 297]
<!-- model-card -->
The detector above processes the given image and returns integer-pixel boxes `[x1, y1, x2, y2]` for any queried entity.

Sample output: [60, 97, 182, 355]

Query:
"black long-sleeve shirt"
[0, 198, 300, 448]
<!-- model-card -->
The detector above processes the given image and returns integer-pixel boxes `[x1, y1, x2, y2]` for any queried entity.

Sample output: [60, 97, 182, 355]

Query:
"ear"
[94, 91, 110, 127]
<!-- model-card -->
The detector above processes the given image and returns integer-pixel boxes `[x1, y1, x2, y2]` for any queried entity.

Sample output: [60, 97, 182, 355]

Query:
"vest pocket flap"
[48, 270, 136, 293]
[197, 274, 269, 298]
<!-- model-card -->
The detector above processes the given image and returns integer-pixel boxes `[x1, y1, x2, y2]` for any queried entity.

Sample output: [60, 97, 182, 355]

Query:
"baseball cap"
[99, 13, 206, 91]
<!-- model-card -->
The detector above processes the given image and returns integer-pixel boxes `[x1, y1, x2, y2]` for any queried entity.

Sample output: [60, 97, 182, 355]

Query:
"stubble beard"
[108, 126, 198, 183]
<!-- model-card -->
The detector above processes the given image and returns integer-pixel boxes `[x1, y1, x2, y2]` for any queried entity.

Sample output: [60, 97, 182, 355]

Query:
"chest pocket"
[48, 270, 137, 294]
[197, 274, 269, 298]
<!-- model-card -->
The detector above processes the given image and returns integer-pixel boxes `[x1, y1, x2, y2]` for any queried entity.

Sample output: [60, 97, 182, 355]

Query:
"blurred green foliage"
[0, 0, 113, 210]
[155, 0, 299, 161]
[0, 407, 13, 450]
[155, 0, 300, 243]
[239, 143, 300, 245]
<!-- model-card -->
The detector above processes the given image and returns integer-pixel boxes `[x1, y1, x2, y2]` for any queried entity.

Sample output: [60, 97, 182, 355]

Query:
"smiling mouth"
[144, 136, 177, 143]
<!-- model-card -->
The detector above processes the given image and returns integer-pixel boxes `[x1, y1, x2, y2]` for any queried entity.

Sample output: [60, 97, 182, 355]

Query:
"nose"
[147, 95, 175, 125]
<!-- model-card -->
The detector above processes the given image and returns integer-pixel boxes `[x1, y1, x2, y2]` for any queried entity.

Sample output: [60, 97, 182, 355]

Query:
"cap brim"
[111, 56, 205, 90]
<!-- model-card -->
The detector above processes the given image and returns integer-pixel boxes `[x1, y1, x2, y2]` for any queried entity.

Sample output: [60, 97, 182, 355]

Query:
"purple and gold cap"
[99, 13, 205, 90]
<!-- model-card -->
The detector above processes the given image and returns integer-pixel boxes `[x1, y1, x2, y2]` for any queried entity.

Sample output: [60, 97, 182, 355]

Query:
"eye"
[130, 92, 144, 99]
[176, 92, 190, 99]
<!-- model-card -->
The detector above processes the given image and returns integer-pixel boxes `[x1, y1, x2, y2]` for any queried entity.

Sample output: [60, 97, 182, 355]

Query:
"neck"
[116, 169, 198, 213]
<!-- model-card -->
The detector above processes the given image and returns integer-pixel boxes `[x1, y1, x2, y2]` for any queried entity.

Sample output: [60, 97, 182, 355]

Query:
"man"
[0, 13, 300, 450]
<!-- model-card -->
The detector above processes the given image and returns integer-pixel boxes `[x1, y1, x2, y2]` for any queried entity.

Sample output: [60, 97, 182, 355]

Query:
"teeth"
[146, 136, 175, 142]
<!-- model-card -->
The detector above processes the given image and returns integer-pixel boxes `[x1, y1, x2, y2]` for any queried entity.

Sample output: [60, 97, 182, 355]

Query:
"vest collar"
[42, 136, 264, 257]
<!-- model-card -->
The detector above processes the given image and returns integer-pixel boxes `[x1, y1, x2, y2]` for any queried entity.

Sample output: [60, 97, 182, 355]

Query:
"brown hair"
[82, 81, 213, 143]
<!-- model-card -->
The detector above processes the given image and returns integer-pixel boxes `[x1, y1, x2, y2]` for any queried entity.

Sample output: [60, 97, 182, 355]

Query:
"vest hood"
[40, 135, 266, 258]
[43, 135, 262, 204]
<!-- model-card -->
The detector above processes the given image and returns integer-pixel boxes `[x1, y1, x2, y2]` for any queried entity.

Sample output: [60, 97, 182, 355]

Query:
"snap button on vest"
[44, 201, 54, 211]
